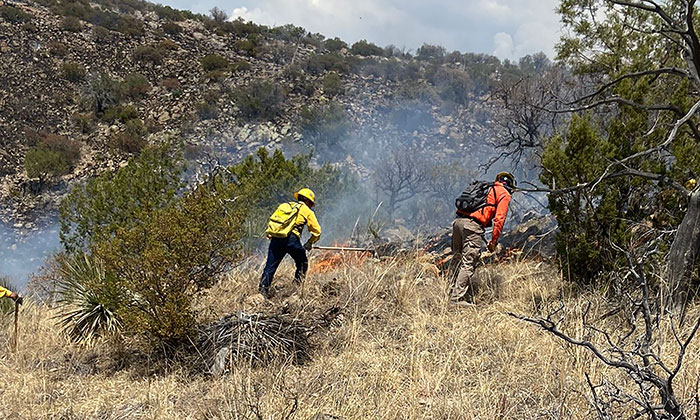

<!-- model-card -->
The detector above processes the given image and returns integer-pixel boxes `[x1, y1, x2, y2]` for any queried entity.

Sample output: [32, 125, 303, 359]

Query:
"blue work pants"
[259, 234, 308, 291]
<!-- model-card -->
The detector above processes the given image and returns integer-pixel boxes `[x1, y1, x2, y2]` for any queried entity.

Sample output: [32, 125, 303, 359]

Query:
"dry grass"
[2, 254, 700, 419]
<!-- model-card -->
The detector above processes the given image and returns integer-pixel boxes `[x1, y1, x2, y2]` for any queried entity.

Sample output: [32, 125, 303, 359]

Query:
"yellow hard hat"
[495, 172, 517, 189]
[294, 188, 316, 205]
[686, 178, 697, 190]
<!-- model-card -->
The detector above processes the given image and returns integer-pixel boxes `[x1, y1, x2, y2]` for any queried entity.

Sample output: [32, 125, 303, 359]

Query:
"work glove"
[487, 241, 497, 253]
[303, 241, 313, 251]
[11, 293, 23, 305]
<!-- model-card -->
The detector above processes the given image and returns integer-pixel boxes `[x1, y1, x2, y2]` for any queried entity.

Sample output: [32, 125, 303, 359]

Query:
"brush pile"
[199, 311, 312, 374]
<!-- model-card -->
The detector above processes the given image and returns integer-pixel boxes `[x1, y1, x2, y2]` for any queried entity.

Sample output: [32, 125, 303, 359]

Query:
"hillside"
[0, 0, 535, 230]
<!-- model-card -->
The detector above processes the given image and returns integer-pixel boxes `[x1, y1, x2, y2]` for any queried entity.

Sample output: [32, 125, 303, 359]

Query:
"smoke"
[0, 222, 60, 290]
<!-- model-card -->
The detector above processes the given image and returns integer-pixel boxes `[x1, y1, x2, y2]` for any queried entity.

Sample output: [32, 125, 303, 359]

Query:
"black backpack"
[455, 180, 494, 214]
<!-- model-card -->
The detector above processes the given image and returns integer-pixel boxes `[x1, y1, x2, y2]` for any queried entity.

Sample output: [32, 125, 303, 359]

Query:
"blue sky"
[160, 0, 562, 61]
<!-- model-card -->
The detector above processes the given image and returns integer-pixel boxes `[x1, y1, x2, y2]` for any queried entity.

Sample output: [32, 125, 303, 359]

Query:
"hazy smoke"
[0, 222, 60, 289]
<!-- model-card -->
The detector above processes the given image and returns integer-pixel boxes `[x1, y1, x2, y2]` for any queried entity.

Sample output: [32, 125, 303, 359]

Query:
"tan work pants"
[449, 217, 485, 302]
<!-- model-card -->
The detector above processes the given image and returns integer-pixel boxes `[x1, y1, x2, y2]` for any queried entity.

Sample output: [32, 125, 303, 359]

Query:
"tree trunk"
[666, 186, 700, 313]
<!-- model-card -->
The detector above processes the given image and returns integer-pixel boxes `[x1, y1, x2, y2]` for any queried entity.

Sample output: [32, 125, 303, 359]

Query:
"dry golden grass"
[2, 254, 700, 419]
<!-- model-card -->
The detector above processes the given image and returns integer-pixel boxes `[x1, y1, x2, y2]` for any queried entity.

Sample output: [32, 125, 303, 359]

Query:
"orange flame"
[310, 249, 371, 274]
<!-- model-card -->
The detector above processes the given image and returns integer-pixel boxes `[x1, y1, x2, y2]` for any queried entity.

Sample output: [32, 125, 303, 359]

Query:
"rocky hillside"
[0, 0, 531, 229]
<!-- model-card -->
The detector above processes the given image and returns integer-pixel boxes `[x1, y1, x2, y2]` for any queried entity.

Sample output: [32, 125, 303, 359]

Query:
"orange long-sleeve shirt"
[468, 181, 512, 243]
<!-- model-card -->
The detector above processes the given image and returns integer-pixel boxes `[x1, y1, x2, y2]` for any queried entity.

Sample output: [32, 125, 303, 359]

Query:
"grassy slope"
[1, 255, 699, 419]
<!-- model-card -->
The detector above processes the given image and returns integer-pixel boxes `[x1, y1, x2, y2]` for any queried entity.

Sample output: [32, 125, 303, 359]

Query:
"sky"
[160, 0, 563, 61]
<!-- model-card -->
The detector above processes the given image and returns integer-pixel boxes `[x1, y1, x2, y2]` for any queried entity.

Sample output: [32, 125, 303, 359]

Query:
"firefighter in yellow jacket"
[0, 286, 23, 304]
[259, 188, 321, 298]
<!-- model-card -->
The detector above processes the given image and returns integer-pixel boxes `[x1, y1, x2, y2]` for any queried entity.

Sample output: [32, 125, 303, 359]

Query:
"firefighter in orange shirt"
[450, 172, 515, 304]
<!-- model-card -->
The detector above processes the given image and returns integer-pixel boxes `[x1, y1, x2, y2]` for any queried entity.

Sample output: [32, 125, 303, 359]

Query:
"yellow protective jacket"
[291, 202, 321, 244]
[0, 286, 14, 298]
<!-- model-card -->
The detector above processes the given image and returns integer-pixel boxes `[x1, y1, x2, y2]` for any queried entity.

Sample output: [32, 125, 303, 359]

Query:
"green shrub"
[233, 37, 263, 57]
[62, 62, 86, 83]
[158, 39, 178, 51]
[304, 53, 349, 75]
[102, 104, 138, 123]
[61, 16, 83, 32]
[200, 53, 229, 71]
[152, 4, 185, 21]
[416, 44, 446, 62]
[117, 16, 144, 37]
[88, 10, 120, 32]
[196, 101, 219, 120]
[0, 5, 32, 23]
[322, 72, 343, 96]
[233, 81, 286, 121]
[25, 134, 81, 183]
[84, 72, 122, 115]
[432, 67, 473, 105]
[59, 144, 245, 344]
[121, 73, 150, 99]
[350, 39, 384, 57]
[132, 45, 164, 65]
[299, 101, 351, 149]
[162, 21, 181, 35]
[92, 25, 112, 43]
[60, 144, 183, 251]
[72, 113, 95, 133]
[112, 120, 147, 154]
[49, 41, 68, 57]
[323, 37, 347, 52]
[231, 59, 251, 73]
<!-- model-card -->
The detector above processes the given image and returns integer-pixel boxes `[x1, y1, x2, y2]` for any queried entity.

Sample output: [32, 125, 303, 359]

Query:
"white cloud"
[176, 0, 562, 60]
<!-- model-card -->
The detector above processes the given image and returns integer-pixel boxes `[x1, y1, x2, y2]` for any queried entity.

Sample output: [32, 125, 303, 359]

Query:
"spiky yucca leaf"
[56, 254, 124, 342]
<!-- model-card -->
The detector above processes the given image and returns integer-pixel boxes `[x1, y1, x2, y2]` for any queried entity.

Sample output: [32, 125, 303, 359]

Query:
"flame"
[310, 249, 371, 274]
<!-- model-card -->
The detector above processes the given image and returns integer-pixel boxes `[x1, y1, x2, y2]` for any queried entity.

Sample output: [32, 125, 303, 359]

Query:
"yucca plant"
[199, 311, 312, 371]
[56, 253, 124, 342]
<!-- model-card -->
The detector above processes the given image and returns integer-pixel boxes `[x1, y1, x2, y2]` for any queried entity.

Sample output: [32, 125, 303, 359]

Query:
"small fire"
[310, 247, 371, 274]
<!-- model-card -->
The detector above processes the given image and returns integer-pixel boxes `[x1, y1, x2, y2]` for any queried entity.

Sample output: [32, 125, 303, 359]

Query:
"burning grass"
[2, 256, 700, 419]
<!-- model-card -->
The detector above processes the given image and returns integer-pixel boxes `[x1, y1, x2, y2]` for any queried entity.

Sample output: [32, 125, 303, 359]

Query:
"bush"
[432, 67, 473, 105]
[304, 53, 349, 75]
[84, 72, 122, 115]
[350, 40, 384, 57]
[322, 72, 344, 96]
[117, 16, 144, 37]
[61, 16, 82, 32]
[152, 4, 185, 21]
[162, 21, 181, 35]
[102, 104, 138, 123]
[112, 119, 147, 154]
[323, 37, 347, 52]
[49, 41, 68, 57]
[25, 134, 81, 183]
[416, 44, 446, 62]
[92, 25, 112, 43]
[299, 101, 351, 150]
[132, 45, 164, 65]
[233, 39, 259, 56]
[72, 113, 95, 133]
[121, 73, 150, 99]
[62, 62, 86, 83]
[200, 53, 229, 72]
[231, 59, 251, 73]
[59, 144, 245, 344]
[0, 5, 32, 23]
[158, 39, 178, 51]
[233, 81, 286, 121]
[196, 101, 219, 120]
